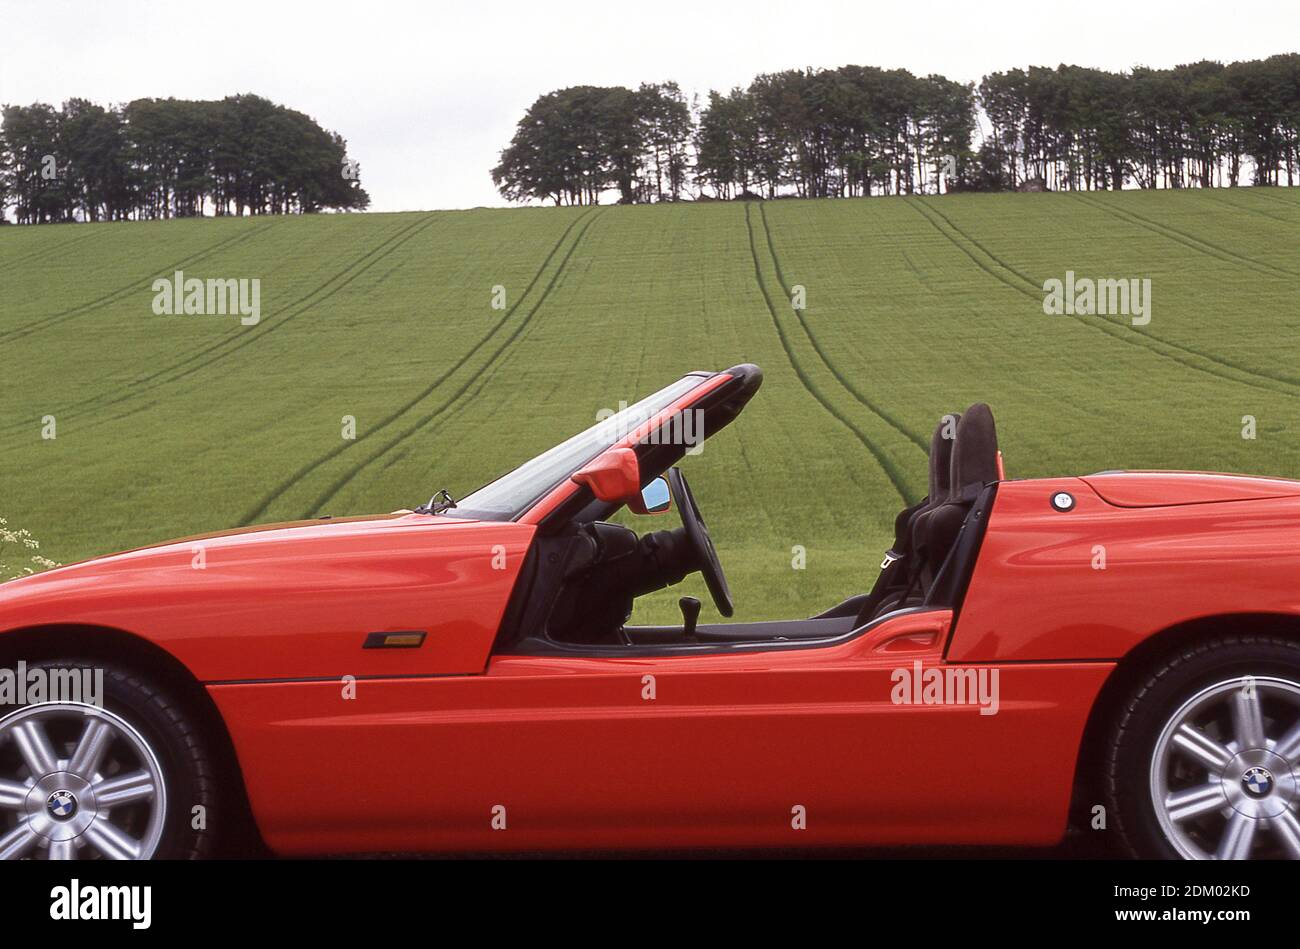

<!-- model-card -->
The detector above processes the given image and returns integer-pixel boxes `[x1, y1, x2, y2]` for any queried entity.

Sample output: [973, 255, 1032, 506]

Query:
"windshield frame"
[443, 372, 713, 522]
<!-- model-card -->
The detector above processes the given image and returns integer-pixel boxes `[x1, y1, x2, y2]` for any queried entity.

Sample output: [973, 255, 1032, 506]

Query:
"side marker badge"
[1050, 492, 1076, 512]
[363, 631, 427, 649]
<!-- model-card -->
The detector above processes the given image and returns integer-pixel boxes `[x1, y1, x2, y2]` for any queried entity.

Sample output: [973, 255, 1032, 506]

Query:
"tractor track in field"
[906, 198, 1035, 299]
[907, 197, 1300, 399]
[1246, 188, 1300, 212]
[240, 207, 603, 524]
[295, 207, 605, 518]
[1244, 187, 1300, 208]
[899, 248, 939, 295]
[1073, 192, 1300, 280]
[159, 213, 445, 387]
[744, 202, 913, 505]
[1, 214, 441, 438]
[0, 220, 278, 343]
[1199, 188, 1300, 227]
[914, 199, 1041, 286]
[0, 226, 104, 274]
[756, 202, 929, 452]
[919, 194, 1300, 393]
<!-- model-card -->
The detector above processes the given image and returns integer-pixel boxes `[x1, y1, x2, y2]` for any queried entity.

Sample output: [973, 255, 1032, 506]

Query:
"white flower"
[0, 516, 60, 581]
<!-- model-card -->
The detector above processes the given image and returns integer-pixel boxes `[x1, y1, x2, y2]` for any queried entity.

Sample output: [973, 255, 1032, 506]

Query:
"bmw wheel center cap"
[1241, 767, 1274, 798]
[46, 789, 78, 820]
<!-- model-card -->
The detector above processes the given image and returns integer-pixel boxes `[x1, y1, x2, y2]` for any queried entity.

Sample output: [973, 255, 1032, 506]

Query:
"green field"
[2, 189, 1299, 622]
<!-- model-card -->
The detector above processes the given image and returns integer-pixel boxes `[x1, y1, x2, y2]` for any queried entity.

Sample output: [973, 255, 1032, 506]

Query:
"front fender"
[0, 515, 534, 681]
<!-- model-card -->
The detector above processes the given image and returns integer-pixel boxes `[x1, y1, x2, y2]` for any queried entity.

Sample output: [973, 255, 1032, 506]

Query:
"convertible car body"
[2, 363, 1299, 860]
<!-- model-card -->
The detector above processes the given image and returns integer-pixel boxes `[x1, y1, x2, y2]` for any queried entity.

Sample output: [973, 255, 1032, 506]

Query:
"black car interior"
[496, 364, 1001, 656]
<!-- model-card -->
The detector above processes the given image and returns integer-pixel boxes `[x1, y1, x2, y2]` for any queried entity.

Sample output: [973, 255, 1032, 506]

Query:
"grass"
[1, 188, 1298, 624]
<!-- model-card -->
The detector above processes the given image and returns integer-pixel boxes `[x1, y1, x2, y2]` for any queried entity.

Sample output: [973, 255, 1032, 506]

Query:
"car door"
[434, 605, 1106, 851]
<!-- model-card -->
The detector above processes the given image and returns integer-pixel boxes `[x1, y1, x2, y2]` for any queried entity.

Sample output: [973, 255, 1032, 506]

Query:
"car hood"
[1080, 471, 1300, 508]
[0, 512, 473, 596]
[0, 510, 536, 683]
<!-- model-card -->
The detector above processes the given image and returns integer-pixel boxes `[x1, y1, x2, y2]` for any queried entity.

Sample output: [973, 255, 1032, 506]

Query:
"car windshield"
[448, 374, 706, 520]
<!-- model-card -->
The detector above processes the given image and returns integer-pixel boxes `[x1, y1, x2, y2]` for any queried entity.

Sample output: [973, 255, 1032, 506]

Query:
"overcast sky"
[3, 0, 1297, 212]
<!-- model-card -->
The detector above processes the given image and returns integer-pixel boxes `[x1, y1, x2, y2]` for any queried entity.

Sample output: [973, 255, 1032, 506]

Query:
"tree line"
[493, 83, 694, 206]
[493, 54, 1300, 204]
[0, 94, 368, 224]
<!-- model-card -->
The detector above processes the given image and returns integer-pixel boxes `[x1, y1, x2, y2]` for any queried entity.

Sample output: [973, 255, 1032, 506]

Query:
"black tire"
[0, 660, 217, 859]
[1105, 634, 1300, 860]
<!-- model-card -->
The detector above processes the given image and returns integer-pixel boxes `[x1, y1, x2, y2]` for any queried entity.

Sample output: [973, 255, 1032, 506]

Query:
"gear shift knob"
[679, 596, 702, 636]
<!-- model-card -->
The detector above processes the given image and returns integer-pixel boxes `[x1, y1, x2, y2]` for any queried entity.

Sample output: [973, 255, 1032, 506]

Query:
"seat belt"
[855, 497, 927, 626]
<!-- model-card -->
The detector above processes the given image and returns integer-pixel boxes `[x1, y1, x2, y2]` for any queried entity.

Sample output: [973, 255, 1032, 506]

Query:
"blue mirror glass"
[640, 477, 671, 514]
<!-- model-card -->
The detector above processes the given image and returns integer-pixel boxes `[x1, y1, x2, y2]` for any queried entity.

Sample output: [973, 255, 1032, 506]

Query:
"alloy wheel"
[0, 702, 167, 860]
[1150, 676, 1300, 859]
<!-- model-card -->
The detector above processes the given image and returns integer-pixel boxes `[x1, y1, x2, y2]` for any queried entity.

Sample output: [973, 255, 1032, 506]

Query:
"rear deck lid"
[1082, 471, 1300, 508]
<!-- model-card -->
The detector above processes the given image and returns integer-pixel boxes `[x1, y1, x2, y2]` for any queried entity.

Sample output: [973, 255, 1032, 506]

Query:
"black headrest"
[949, 403, 999, 496]
[928, 413, 960, 500]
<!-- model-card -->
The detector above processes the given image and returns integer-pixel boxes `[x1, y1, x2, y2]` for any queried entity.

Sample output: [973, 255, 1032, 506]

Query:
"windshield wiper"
[415, 489, 457, 515]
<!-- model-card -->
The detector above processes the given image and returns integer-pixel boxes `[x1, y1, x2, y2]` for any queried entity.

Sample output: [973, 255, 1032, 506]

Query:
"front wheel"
[1106, 635, 1300, 859]
[0, 662, 217, 859]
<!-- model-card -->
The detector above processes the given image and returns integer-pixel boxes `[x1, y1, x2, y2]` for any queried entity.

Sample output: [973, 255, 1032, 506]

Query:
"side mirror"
[631, 476, 672, 515]
[571, 447, 641, 503]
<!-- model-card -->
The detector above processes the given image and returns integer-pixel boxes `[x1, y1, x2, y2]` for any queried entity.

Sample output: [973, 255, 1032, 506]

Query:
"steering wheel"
[667, 467, 734, 617]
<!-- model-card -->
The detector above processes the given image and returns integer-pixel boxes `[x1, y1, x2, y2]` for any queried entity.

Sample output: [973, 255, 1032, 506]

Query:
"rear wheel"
[1107, 635, 1300, 859]
[0, 662, 216, 859]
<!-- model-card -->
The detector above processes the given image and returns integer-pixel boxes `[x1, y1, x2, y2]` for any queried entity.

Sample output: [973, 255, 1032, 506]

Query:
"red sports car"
[2, 363, 1299, 860]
